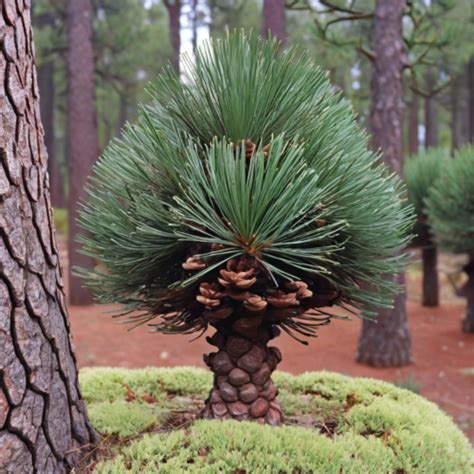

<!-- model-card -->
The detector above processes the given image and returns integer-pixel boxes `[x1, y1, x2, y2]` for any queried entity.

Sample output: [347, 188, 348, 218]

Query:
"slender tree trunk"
[408, 92, 419, 155]
[0, 2, 97, 471]
[191, 0, 198, 52]
[469, 56, 474, 143]
[117, 94, 128, 136]
[66, 0, 99, 305]
[261, 0, 287, 46]
[450, 79, 460, 152]
[357, 0, 412, 367]
[202, 324, 282, 425]
[38, 61, 65, 209]
[421, 72, 440, 307]
[165, 0, 181, 74]
[462, 258, 474, 333]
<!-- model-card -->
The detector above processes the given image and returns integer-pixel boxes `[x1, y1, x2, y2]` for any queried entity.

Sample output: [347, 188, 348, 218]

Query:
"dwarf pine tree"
[405, 148, 449, 307]
[426, 145, 474, 333]
[78, 32, 414, 424]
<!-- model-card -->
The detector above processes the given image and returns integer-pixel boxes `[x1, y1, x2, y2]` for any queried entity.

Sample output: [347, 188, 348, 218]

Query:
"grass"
[79, 367, 473, 473]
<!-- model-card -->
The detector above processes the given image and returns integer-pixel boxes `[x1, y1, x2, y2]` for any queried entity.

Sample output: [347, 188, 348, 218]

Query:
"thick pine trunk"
[0, 2, 97, 471]
[66, 0, 100, 305]
[262, 0, 287, 46]
[357, 0, 412, 367]
[462, 258, 474, 333]
[165, 0, 181, 74]
[202, 324, 283, 425]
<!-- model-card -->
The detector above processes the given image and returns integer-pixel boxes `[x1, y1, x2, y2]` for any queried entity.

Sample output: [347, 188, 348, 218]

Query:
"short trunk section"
[462, 259, 474, 333]
[202, 326, 283, 425]
[422, 245, 439, 307]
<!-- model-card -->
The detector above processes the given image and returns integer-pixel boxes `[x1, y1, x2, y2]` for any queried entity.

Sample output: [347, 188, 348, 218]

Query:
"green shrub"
[80, 367, 473, 473]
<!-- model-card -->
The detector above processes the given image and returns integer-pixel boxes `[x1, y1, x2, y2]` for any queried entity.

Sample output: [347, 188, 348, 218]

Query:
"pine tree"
[78, 32, 414, 424]
[426, 145, 474, 332]
[405, 148, 449, 307]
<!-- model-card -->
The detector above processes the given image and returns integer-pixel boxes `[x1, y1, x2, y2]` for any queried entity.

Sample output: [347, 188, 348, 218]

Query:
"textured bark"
[408, 92, 419, 155]
[422, 245, 438, 307]
[0, 2, 97, 472]
[462, 259, 474, 333]
[165, 0, 181, 74]
[202, 325, 282, 425]
[66, 0, 99, 305]
[357, 0, 412, 367]
[38, 61, 64, 208]
[261, 0, 287, 46]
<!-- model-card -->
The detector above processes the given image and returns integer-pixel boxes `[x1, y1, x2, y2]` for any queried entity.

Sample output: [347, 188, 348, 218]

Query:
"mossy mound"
[79, 367, 473, 473]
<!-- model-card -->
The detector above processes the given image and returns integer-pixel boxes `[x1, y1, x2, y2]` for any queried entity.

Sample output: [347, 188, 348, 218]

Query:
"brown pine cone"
[218, 268, 256, 289]
[285, 281, 313, 300]
[183, 256, 206, 271]
[196, 282, 224, 309]
[266, 289, 299, 308]
[243, 295, 267, 312]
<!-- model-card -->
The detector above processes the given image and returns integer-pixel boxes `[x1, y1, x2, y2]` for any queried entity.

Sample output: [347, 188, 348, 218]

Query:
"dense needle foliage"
[78, 32, 413, 336]
[404, 148, 449, 245]
[426, 145, 474, 255]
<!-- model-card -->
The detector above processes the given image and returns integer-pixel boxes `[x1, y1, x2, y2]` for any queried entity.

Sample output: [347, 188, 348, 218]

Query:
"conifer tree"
[79, 33, 413, 424]
[426, 146, 474, 332]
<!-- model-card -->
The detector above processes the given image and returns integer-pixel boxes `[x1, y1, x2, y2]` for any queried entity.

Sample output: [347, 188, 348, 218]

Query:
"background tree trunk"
[66, 0, 100, 305]
[165, 0, 181, 74]
[261, 0, 287, 46]
[450, 79, 460, 152]
[357, 0, 412, 367]
[462, 258, 474, 333]
[469, 56, 474, 143]
[408, 92, 419, 155]
[0, 2, 97, 471]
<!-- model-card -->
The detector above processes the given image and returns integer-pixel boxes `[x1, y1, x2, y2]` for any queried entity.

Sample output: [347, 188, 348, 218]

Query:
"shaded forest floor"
[62, 240, 474, 442]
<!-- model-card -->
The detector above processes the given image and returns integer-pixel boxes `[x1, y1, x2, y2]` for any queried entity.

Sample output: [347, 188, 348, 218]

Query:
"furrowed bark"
[202, 324, 283, 425]
[0, 2, 97, 471]
[357, 0, 412, 367]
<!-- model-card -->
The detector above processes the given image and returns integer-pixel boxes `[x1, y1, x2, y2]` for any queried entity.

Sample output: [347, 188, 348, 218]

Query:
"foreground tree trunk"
[0, 2, 97, 471]
[66, 0, 100, 305]
[165, 0, 181, 74]
[357, 0, 412, 367]
[462, 258, 474, 333]
[262, 0, 287, 46]
[202, 324, 282, 425]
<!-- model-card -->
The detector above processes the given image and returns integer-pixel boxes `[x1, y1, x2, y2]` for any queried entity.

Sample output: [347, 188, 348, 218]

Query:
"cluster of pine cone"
[183, 255, 315, 335]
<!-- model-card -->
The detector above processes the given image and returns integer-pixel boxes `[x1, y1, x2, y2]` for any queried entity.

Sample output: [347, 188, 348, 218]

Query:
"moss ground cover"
[79, 367, 473, 473]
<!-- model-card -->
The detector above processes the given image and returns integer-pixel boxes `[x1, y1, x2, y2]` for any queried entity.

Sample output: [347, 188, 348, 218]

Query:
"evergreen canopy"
[78, 32, 413, 336]
[426, 145, 474, 255]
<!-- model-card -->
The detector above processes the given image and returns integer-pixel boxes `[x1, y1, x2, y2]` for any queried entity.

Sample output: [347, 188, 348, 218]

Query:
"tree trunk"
[0, 2, 97, 471]
[261, 0, 287, 46]
[469, 56, 474, 144]
[462, 258, 474, 333]
[202, 324, 282, 425]
[408, 92, 419, 155]
[421, 72, 440, 307]
[66, 0, 100, 305]
[116, 94, 128, 136]
[165, 0, 181, 74]
[450, 78, 460, 152]
[357, 0, 412, 367]
[191, 0, 198, 52]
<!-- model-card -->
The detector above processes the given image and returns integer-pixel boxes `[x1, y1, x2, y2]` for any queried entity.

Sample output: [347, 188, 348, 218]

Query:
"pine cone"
[183, 256, 206, 271]
[196, 282, 224, 309]
[243, 295, 267, 312]
[285, 281, 313, 300]
[266, 289, 299, 308]
[218, 268, 256, 289]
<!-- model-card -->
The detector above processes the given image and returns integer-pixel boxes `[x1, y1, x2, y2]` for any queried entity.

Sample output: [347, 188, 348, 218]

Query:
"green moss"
[82, 367, 473, 473]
